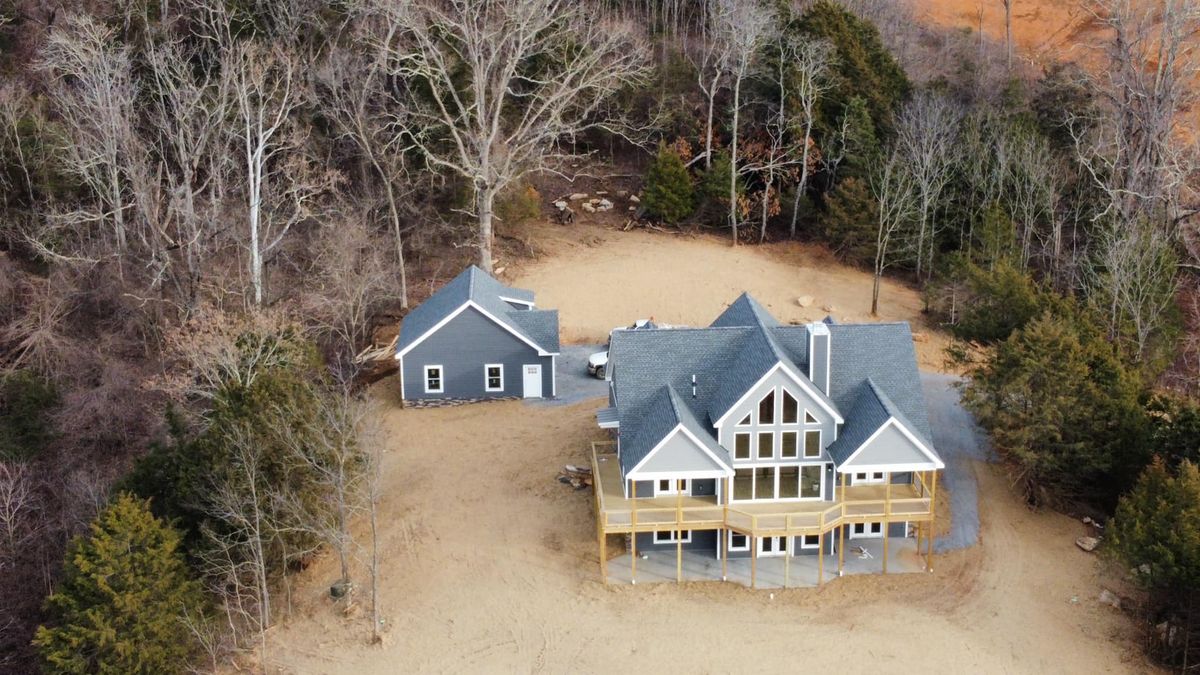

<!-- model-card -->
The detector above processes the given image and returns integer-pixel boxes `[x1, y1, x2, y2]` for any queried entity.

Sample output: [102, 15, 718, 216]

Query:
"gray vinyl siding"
[401, 305, 554, 401]
[637, 430, 727, 474]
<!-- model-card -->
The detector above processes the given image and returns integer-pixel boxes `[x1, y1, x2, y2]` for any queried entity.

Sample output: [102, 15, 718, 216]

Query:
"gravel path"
[921, 372, 994, 552]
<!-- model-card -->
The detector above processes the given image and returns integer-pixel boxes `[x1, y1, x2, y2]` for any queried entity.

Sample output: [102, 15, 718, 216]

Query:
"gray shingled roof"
[827, 323, 933, 445]
[396, 266, 558, 355]
[606, 294, 939, 477]
[618, 385, 731, 475]
[826, 379, 892, 464]
[509, 310, 561, 353]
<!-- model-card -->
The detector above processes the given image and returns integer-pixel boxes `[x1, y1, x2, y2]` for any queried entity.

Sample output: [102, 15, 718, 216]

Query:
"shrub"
[642, 143, 695, 224]
[0, 370, 58, 460]
[495, 183, 541, 227]
[951, 261, 1045, 343]
[33, 494, 203, 675]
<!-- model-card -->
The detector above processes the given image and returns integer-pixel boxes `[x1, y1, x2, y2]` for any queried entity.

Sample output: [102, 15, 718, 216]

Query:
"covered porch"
[602, 536, 925, 588]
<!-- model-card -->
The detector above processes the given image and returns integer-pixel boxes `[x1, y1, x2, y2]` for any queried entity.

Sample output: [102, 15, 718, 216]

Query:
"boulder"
[569, 192, 588, 201]
[581, 202, 596, 213]
[596, 190, 608, 196]
[1076, 536, 1100, 552]
[1098, 588, 1121, 609]
[628, 205, 637, 212]
[796, 295, 814, 308]
[629, 194, 641, 203]
[597, 198, 614, 211]
[553, 200, 568, 211]
[822, 304, 836, 313]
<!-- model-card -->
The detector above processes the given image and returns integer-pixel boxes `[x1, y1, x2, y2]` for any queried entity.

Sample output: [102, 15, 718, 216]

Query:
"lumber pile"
[558, 464, 593, 489]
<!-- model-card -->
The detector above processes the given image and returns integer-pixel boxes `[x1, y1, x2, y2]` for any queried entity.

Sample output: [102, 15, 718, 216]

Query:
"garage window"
[424, 365, 444, 393]
[484, 364, 504, 392]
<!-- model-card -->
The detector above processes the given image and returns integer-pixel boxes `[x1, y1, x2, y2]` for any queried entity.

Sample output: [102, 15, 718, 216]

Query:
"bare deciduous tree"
[317, 40, 416, 309]
[1075, 0, 1200, 227]
[895, 91, 961, 280]
[38, 15, 139, 262]
[373, 0, 650, 271]
[1089, 218, 1179, 360]
[0, 462, 38, 561]
[869, 144, 919, 316]
[784, 36, 834, 238]
[722, 0, 773, 243]
[691, 0, 735, 171]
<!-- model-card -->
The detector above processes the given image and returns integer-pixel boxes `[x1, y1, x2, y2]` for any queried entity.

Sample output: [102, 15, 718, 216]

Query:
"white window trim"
[733, 432, 752, 460]
[653, 530, 692, 544]
[757, 535, 789, 557]
[654, 478, 691, 497]
[850, 522, 884, 539]
[781, 389, 800, 425]
[852, 471, 887, 485]
[757, 389, 777, 426]
[803, 428, 823, 459]
[712, 362, 844, 427]
[780, 430, 800, 459]
[800, 534, 821, 549]
[730, 462, 826, 503]
[727, 531, 750, 552]
[484, 363, 504, 392]
[424, 365, 444, 394]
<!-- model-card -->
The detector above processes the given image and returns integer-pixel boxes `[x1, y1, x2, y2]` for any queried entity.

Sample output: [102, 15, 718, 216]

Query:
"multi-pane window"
[781, 431, 798, 458]
[655, 479, 690, 496]
[782, 390, 798, 423]
[758, 391, 775, 424]
[757, 432, 774, 459]
[728, 532, 749, 551]
[424, 365, 443, 393]
[804, 430, 822, 458]
[778, 466, 800, 498]
[734, 433, 751, 460]
[805, 410, 819, 424]
[801, 465, 822, 498]
[484, 364, 503, 391]
[654, 530, 692, 544]
[754, 467, 776, 500]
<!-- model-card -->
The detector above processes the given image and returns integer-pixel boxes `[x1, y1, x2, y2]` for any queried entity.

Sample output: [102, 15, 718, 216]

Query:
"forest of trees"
[0, 0, 1198, 671]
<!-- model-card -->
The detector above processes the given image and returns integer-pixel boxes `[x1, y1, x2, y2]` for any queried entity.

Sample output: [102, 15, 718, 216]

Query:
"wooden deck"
[590, 441, 941, 586]
[591, 442, 935, 538]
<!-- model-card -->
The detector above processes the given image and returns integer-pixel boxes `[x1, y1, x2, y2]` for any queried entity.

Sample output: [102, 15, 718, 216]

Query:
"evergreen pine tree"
[34, 494, 203, 675]
[642, 144, 695, 224]
[821, 177, 877, 266]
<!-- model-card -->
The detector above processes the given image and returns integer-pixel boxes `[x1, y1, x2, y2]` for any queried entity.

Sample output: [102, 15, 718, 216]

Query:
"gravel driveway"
[530, 343, 608, 406]
[921, 372, 994, 552]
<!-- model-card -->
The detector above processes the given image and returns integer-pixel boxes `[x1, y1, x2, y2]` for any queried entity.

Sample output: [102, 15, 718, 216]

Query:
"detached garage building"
[395, 266, 559, 404]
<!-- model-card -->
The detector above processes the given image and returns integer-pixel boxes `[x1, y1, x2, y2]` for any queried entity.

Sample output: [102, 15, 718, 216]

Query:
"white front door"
[522, 364, 543, 398]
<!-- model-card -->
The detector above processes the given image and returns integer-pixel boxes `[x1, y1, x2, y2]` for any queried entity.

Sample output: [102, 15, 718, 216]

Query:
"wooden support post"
[927, 471, 939, 572]
[784, 536, 791, 589]
[838, 473, 846, 576]
[721, 529, 729, 581]
[599, 530, 607, 583]
[722, 478, 730, 582]
[676, 488, 683, 583]
[883, 474, 891, 574]
[818, 518, 825, 586]
[631, 480, 637, 584]
[751, 536, 757, 589]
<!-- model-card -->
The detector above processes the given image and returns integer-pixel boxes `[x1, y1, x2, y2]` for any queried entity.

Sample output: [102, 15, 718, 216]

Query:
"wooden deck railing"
[592, 441, 935, 538]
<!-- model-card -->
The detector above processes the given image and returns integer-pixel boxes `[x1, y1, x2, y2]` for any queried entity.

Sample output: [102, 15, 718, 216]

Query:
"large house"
[394, 266, 559, 404]
[590, 293, 943, 586]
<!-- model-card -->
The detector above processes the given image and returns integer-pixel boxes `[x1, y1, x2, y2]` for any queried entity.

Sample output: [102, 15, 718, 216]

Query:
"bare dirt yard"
[266, 223, 1152, 673]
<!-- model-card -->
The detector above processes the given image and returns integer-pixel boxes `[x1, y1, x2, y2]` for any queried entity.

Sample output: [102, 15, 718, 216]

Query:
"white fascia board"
[395, 300, 554, 359]
[626, 424, 735, 478]
[837, 417, 945, 471]
[712, 361, 844, 428]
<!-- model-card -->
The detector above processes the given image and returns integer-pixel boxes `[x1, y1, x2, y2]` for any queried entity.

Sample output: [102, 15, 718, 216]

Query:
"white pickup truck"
[587, 319, 659, 378]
